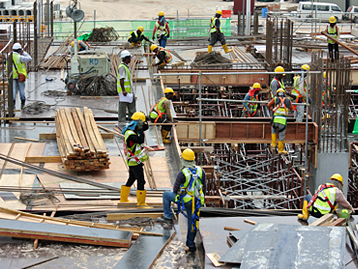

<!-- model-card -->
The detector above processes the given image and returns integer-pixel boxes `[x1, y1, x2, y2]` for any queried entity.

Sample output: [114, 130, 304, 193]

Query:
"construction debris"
[191, 52, 232, 68]
[87, 27, 119, 42]
[74, 73, 117, 96]
[55, 107, 110, 171]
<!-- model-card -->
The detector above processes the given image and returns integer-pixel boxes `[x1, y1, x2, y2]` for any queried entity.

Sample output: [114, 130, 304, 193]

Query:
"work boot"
[278, 141, 288, 154]
[208, 45, 213, 53]
[120, 185, 130, 203]
[156, 216, 173, 224]
[184, 245, 197, 253]
[222, 44, 233, 53]
[161, 129, 171, 144]
[271, 133, 276, 153]
[298, 200, 309, 221]
[21, 100, 26, 109]
[137, 190, 147, 206]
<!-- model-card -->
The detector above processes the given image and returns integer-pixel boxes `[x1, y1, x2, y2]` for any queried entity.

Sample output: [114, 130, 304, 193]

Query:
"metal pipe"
[196, 98, 307, 106]
[304, 68, 309, 196]
[154, 71, 321, 77]
[199, 71, 202, 165]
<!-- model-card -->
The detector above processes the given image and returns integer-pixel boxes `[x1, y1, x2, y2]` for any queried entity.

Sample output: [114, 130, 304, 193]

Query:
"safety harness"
[243, 94, 258, 117]
[150, 97, 166, 123]
[307, 183, 336, 211]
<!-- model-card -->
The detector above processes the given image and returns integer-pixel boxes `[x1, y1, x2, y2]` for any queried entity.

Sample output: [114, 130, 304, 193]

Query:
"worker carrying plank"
[298, 173, 355, 221]
[128, 26, 152, 47]
[157, 148, 207, 253]
[267, 88, 293, 155]
[326, 16, 340, 62]
[150, 44, 172, 67]
[120, 112, 149, 205]
[208, 10, 232, 54]
[292, 64, 310, 122]
[242, 83, 261, 117]
[149, 87, 175, 144]
[152, 11, 170, 48]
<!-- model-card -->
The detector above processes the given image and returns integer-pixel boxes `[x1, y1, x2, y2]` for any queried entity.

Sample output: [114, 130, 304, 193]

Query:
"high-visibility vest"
[150, 97, 167, 122]
[308, 183, 337, 215]
[210, 17, 221, 33]
[155, 21, 169, 36]
[124, 130, 148, 166]
[327, 25, 338, 44]
[128, 31, 139, 40]
[12, 53, 27, 79]
[117, 63, 132, 94]
[157, 47, 172, 64]
[179, 166, 204, 205]
[272, 97, 288, 125]
[270, 77, 285, 98]
[243, 94, 258, 116]
[292, 75, 307, 109]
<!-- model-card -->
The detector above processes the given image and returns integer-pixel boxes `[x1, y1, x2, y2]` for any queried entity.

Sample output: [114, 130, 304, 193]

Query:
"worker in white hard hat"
[242, 83, 262, 117]
[208, 10, 232, 54]
[292, 64, 310, 122]
[128, 26, 152, 47]
[9, 42, 32, 109]
[152, 11, 170, 48]
[298, 173, 355, 222]
[326, 16, 340, 62]
[117, 50, 136, 122]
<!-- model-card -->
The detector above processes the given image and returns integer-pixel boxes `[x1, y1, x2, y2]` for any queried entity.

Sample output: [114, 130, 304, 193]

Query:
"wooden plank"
[76, 108, 96, 154]
[206, 253, 226, 267]
[244, 219, 257, 225]
[309, 213, 334, 226]
[0, 219, 132, 248]
[40, 132, 114, 140]
[25, 156, 62, 163]
[71, 107, 89, 152]
[107, 213, 163, 221]
[113, 229, 175, 269]
[224, 226, 241, 231]
[321, 218, 346, 227]
[14, 137, 39, 142]
[321, 31, 358, 57]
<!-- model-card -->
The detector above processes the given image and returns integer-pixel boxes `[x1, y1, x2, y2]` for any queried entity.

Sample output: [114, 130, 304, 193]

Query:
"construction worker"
[242, 83, 261, 117]
[268, 88, 293, 154]
[10, 42, 32, 109]
[270, 66, 286, 98]
[157, 148, 206, 253]
[298, 174, 355, 221]
[322, 71, 330, 105]
[208, 10, 232, 54]
[150, 87, 174, 144]
[128, 26, 151, 47]
[117, 50, 136, 122]
[68, 40, 90, 54]
[152, 11, 170, 48]
[150, 44, 172, 67]
[326, 16, 340, 62]
[292, 64, 310, 122]
[120, 111, 149, 205]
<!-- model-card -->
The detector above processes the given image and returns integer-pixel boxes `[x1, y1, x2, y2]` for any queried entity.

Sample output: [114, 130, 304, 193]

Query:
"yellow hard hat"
[150, 44, 158, 51]
[301, 64, 311, 71]
[323, 71, 326, 79]
[274, 66, 285, 76]
[137, 26, 144, 32]
[252, 83, 261, 89]
[216, 10, 222, 15]
[158, 11, 165, 16]
[182, 148, 195, 161]
[164, 87, 174, 94]
[329, 16, 337, 23]
[330, 173, 343, 185]
[71, 41, 75, 47]
[131, 111, 146, 122]
[276, 88, 285, 95]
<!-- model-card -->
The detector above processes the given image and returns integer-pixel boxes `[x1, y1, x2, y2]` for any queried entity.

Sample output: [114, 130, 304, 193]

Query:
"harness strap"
[307, 184, 335, 209]
[123, 140, 142, 164]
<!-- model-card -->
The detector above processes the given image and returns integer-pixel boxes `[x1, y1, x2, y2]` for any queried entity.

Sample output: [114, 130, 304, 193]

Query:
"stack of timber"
[55, 107, 110, 171]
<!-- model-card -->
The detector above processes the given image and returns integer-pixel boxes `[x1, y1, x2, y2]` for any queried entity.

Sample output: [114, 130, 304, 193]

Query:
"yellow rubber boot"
[161, 129, 171, 144]
[298, 200, 309, 221]
[131, 42, 135, 47]
[222, 44, 233, 53]
[208, 45, 213, 53]
[120, 185, 130, 202]
[137, 190, 147, 206]
[278, 141, 288, 154]
[271, 134, 276, 153]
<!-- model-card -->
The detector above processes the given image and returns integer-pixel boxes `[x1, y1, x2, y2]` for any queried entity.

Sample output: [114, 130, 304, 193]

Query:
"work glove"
[137, 119, 144, 130]
[167, 34, 170, 38]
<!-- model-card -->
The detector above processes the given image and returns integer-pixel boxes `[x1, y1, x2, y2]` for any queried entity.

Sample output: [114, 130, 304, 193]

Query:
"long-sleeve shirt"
[152, 21, 170, 39]
[125, 122, 149, 148]
[295, 76, 307, 99]
[14, 51, 32, 63]
[155, 51, 167, 66]
[173, 168, 207, 194]
[128, 31, 150, 43]
[335, 188, 354, 212]
[243, 90, 258, 111]
[267, 96, 292, 111]
[162, 99, 173, 122]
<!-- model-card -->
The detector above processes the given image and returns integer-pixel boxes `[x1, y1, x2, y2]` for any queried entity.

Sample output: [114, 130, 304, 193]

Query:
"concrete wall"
[311, 152, 349, 195]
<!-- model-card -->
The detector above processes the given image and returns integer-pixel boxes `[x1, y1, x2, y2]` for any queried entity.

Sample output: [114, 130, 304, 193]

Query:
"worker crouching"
[268, 88, 293, 154]
[157, 148, 207, 253]
[128, 26, 151, 47]
[298, 173, 355, 221]
[150, 87, 175, 144]
[242, 83, 261, 117]
[151, 44, 172, 68]
[120, 112, 149, 205]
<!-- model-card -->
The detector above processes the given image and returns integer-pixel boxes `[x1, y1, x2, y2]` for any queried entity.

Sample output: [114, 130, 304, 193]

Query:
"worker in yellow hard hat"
[120, 111, 149, 206]
[292, 64, 310, 122]
[326, 16, 340, 62]
[150, 44, 172, 68]
[68, 40, 90, 54]
[208, 10, 232, 54]
[242, 83, 262, 117]
[153, 11, 170, 48]
[267, 88, 293, 154]
[157, 148, 207, 253]
[298, 173, 355, 222]
[128, 26, 152, 47]
[150, 87, 175, 143]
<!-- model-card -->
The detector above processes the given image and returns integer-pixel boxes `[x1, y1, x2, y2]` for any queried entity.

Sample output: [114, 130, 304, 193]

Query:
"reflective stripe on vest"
[273, 97, 288, 125]
[292, 75, 307, 110]
[150, 97, 166, 121]
[210, 17, 221, 33]
[243, 95, 258, 112]
[13, 53, 27, 79]
[327, 25, 338, 44]
[128, 30, 139, 40]
[309, 183, 337, 215]
[270, 77, 285, 98]
[157, 47, 172, 63]
[124, 130, 148, 166]
[117, 63, 132, 94]
[155, 21, 168, 36]
[181, 167, 204, 204]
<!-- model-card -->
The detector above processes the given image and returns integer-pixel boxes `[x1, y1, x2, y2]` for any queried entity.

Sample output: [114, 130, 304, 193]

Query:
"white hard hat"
[120, 50, 132, 59]
[13, 42, 22, 50]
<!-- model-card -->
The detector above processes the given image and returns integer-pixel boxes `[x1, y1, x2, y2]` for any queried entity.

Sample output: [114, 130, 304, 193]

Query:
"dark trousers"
[209, 32, 226, 46]
[328, 43, 339, 61]
[150, 114, 171, 131]
[129, 35, 145, 44]
[125, 163, 145, 190]
[304, 194, 324, 218]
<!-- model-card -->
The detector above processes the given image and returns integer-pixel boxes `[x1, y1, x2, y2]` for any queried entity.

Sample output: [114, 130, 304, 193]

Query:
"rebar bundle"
[87, 27, 119, 42]
[22, 101, 51, 114]
[74, 73, 117, 96]
[191, 52, 232, 68]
